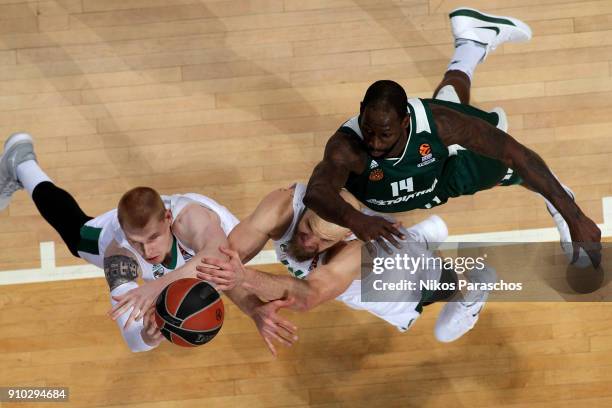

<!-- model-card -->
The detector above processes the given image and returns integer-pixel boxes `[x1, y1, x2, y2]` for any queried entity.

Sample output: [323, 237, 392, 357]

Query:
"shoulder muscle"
[324, 131, 367, 173]
[173, 204, 225, 251]
[251, 186, 295, 238]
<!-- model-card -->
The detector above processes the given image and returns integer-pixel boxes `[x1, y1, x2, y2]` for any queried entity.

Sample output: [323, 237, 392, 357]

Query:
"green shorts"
[436, 149, 523, 199]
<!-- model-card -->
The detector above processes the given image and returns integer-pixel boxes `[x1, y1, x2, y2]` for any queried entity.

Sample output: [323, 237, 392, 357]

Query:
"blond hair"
[117, 186, 166, 229]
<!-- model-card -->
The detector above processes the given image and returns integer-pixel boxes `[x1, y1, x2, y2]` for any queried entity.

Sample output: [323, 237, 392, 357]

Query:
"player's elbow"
[294, 299, 316, 312]
[296, 292, 323, 312]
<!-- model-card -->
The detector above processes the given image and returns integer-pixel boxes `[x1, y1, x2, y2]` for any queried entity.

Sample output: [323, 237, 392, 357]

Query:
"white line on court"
[1, 197, 611, 286]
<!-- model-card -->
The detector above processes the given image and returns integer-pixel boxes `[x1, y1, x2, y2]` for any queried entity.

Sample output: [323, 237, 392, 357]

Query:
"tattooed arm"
[104, 242, 162, 352]
[431, 104, 602, 267]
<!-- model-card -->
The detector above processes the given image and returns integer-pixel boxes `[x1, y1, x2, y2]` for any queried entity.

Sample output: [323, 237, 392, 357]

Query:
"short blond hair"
[117, 186, 166, 229]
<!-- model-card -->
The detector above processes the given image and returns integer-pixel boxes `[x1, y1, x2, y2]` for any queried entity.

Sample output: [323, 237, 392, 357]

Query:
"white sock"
[447, 39, 486, 81]
[16, 160, 52, 196]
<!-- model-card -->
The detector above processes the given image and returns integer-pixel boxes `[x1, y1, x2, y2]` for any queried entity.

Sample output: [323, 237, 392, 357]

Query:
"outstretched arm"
[227, 187, 295, 264]
[110, 203, 298, 355]
[432, 104, 601, 266]
[197, 241, 362, 311]
[304, 131, 365, 227]
[108, 204, 230, 323]
[304, 131, 404, 249]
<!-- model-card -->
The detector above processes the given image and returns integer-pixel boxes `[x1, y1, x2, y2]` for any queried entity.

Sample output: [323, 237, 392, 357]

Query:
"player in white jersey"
[196, 183, 495, 355]
[0, 133, 296, 352]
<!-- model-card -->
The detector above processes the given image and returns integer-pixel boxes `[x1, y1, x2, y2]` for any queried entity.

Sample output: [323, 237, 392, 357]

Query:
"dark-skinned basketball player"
[303, 7, 602, 267]
[196, 184, 496, 354]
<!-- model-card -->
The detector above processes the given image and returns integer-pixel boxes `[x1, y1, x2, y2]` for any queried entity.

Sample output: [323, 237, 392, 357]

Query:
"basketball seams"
[159, 325, 171, 342]
[156, 286, 183, 326]
[170, 331, 196, 347]
[164, 286, 173, 319]
[163, 286, 180, 322]
[180, 296, 223, 325]
[170, 278, 202, 317]
[156, 278, 224, 347]
[161, 320, 223, 333]
[175, 280, 219, 319]
[168, 324, 223, 347]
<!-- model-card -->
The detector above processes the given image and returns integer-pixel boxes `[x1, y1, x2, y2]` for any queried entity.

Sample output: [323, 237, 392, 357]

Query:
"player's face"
[359, 106, 408, 158]
[288, 212, 341, 262]
[123, 211, 173, 265]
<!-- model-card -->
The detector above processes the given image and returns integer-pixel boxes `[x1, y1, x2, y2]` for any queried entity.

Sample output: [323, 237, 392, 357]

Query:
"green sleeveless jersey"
[342, 98, 501, 213]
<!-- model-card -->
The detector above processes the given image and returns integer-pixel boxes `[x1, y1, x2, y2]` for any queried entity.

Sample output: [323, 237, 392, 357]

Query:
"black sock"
[422, 266, 459, 307]
[32, 181, 93, 257]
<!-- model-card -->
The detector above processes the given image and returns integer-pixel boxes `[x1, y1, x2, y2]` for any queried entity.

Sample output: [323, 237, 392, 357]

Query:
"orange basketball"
[154, 278, 224, 347]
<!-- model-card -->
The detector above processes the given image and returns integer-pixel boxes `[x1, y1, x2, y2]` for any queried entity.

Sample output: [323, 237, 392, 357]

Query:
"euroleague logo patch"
[369, 168, 384, 181]
[419, 143, 431, 156]
[417, 143, 436, 168]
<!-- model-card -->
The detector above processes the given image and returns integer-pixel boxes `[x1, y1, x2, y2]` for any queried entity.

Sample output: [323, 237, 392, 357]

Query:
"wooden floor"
[1, 0, 612, 406]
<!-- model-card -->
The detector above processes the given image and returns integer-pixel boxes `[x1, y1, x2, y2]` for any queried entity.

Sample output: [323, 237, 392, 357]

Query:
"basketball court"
[1, 0, 612, 406]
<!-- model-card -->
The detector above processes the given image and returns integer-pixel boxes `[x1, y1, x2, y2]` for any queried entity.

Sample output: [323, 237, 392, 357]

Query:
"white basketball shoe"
[434, 265, 497, 342]
[0, 132, 36, 211]
[491, 107, 508, 132]
[450, 7, 532, 60]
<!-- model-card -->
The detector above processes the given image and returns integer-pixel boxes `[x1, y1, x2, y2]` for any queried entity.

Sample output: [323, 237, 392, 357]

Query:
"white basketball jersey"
[78, 193, 239, 282]
[273, 184, 326, 279]
[273, 183, 434, 331]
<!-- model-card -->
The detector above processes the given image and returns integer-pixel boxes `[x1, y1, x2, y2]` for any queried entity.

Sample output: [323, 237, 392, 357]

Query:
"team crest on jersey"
[369, 168, 384, 181]
[417, 143, 436, 168]
[152, 263, 165, 279]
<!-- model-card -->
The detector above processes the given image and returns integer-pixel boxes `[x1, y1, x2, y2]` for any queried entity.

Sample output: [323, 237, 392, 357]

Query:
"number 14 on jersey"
[391, 177, 414, 197]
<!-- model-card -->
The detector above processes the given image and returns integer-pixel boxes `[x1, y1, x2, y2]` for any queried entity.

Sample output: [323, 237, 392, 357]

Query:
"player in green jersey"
[304, 7, 602, 268]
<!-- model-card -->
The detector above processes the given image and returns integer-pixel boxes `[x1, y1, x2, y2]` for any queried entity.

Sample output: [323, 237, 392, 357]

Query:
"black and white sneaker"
[0, 132, 36, 211]
[450, 7, 532, 60]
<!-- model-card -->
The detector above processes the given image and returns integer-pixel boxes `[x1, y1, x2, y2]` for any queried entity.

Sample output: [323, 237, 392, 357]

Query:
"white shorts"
[337, 280, 422, 332]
